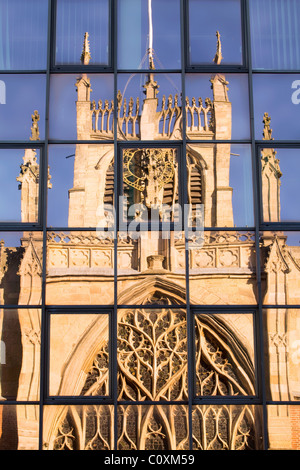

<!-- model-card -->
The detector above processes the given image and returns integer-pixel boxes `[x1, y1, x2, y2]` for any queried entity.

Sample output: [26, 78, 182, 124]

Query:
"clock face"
[123, 148, 176, 193]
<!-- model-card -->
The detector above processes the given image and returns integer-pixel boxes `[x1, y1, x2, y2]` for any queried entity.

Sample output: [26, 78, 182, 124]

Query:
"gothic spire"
[81, 32, 91, 65]
[213, 31, 223, 65]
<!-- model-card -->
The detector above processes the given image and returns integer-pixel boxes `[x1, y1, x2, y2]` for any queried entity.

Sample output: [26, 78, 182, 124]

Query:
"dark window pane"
[0, 75, 46, 141]
[117, 0, 181, 70]
[0, 0, 48, 71]
[250, 0, 300, 70]
[55, 0, 109, 66]
[188, 0, 243, 66]
[254, 75, 300, 140]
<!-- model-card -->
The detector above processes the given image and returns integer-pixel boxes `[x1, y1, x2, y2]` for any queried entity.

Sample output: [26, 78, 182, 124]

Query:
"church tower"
[68, 32, 234, 229]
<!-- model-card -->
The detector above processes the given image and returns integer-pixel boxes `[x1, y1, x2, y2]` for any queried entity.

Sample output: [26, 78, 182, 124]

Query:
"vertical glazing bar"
[180, 0, 194, 451]
[38, 0, 52, 451]
[245, 0, 269, 450]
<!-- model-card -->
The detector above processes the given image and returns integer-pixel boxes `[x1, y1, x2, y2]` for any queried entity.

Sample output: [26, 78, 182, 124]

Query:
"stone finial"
[143, 73, 159, 99]
[262, 112, 274, 140]
[213, 31, 223, 65]
[148, 47, 155, 70]
[29, 110, 40, 141]
[81, 32, 91, 65]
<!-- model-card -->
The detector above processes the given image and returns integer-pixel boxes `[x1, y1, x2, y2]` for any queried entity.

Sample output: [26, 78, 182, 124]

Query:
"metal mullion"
[112, 0, 118, 452]
[245, 0, 269, 450]
[37, 0, 53, 452]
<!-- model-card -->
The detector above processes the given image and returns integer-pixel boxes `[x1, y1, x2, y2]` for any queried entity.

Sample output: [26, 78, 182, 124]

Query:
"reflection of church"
[0, 33, 300, 450]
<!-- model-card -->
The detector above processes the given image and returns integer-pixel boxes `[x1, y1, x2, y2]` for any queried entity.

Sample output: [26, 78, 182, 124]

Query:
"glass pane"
[46, 231, 114, 305]
[55, 0, 109, 66]
[253, 75, 300, 140]
[117, 308, 187, 401]
[0, 75, 46, 140]
[195, 313, 256, 396]
[0, 405, 39, 450]
[263, 308, 300, 402]
[49, 313, 109, 397]
[0, 0, 48, 70]
[117, 0, 181, 70]
[47, 144, 115, 228]
[261, 232, 300, 305]
[117, 232, 186, 305]
[0, 232, 43, 305]
[43, 404, 114, 450]
[117, 405, 189, 450]
[189, 231, 257, 305]
[117, 73, 182, 141]
[260, 148, 300, 222]
[268, 405, 300, 450]
[0, 149, 41, 223]
[192, 405, 263, 450]
[250, 0, 300, 70]
[121, 147, 180, 223]
[186, 74, 250, 140]
[0, 309, 41, 401]
[188, 0, 243, 65]
[49, 74, 114, 140]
